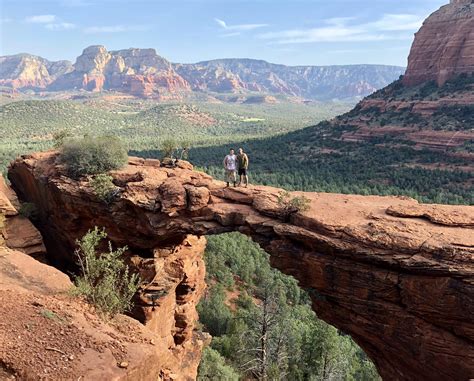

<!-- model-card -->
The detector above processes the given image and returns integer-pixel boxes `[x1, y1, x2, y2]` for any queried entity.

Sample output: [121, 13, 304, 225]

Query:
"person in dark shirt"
[237, 147, 249, 187]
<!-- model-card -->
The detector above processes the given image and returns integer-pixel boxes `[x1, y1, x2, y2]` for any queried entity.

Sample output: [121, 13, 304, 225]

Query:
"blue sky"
[1, 0, 446, 66]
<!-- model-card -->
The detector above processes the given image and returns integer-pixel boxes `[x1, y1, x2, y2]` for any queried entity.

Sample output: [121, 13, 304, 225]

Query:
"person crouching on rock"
[237, 147, 249, 187]
[223, 148, 237, 187]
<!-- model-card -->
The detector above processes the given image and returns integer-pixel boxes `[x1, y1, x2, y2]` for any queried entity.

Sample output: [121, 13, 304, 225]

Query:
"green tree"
[198, 347, 240, 381]
[73, 227, 140, 317]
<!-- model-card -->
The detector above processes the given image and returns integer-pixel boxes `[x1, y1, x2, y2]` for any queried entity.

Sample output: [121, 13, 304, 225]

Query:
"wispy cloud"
[25, 14, 76, 32]
[0, 18, 13, 24]
[215, 18, 268, 32]
[83, 25, 151, 33]
[221, 32, 242, 38]
[367, 14, 424, 31]
[258, 14, 423, 44]
[25, 15, 57, 23]
[45, 22, 76, 31]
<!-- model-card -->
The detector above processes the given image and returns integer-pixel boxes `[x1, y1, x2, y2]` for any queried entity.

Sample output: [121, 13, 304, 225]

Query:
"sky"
[0, 0, 447, 67]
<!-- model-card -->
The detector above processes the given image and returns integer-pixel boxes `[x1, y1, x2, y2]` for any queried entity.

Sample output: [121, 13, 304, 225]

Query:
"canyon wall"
[0, 173, 208, 380]
[403, 0, 474, 86]
[8, 151, 474, 381]
[0, 47, 404, 100]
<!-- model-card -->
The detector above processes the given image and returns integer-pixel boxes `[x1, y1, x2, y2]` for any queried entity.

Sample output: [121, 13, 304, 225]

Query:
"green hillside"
[0, 99, 351, 174]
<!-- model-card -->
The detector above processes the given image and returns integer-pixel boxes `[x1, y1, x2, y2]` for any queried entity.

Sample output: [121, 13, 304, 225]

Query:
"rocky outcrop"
[0, 171, 208, 380]
[403, 0, 474, 86]
[48, 46, 191, 98]
[8, 151, 474, 381]
[0, 174, 46, 259]
[0, 47, 404, 100]
[175, 60, 404, 100]
[0, 54, 73, 89]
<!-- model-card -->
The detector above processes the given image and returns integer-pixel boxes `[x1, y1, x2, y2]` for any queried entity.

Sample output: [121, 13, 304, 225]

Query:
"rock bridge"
[7, 151, 474, 381]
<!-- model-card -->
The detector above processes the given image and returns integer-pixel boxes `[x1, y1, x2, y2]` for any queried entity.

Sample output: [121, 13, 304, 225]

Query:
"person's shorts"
[238, 168, 247, 176]
[225, 169, 236, 181]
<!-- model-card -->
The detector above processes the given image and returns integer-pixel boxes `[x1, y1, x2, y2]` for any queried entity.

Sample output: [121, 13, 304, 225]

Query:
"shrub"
[179, 139, 192, 160]
[160, 138, 192, 160]
[160, 138, 178, 159]
[60, 136, 128, 178]
[52, 129, 72, 148]
[277, 191, 311, 220]
[90, 174, 118, 203]
[198, 347, 239, 381]
[73, 227, 140, 317]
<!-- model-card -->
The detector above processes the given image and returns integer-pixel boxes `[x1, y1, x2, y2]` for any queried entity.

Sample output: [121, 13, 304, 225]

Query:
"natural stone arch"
[8, 152, 474, 381]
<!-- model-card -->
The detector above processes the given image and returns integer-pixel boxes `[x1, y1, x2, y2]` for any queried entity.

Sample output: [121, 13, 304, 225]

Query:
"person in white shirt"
[223, 148, 237, 187]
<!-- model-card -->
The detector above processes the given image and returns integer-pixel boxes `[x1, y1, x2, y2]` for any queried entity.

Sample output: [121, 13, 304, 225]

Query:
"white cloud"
[25, 15, 57, 23]
[25, 14, 76, 31]
[258, 14, 422, 44]
[45, 22, 76, 31]
[367, 14, 424, 31]
[84, 25, 150, 33]
[214, 18, 268, 32]
[221, 32, 242, 38]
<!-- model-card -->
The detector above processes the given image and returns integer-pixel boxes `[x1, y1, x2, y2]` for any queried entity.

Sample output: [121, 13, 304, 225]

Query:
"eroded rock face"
[403, 0, 474, 86]
[8, 151, 474, 381]
[0, 54, 73, 89]
[0, 171, 208, 381]
[0, 174, 46, 259]
[0, 46, 403, 100]
[49, 45, 191, 98]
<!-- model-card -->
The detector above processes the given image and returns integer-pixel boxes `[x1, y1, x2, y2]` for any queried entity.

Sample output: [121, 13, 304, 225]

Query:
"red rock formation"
[82, 73, 106, 92]
[0, 171, 208, 381]
[48, 46, 191, 98]
[0, 174, 46, 259]
[0, 54, 73, 89]
[8, 151, 474, 381]
[404, 0, 474, 86]
[1, 47, 403, 99]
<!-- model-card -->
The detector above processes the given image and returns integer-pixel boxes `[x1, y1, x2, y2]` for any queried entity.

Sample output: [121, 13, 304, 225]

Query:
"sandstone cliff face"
[0, 54, 73, 89]
[403, 0, 474, 86]
[0, 172, 208, 380]
[0, 174, 46, 259]
[175, 60, 404, 100]
[0, 47, 404, 100]
[8, 151, 474, 381]
[48, 45, 191, 98]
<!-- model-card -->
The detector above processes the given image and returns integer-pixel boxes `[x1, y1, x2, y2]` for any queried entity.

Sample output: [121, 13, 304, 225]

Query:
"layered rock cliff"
[8, 151, 474, 381]
[48, 46, 191, 98]
[311, 0, 474, 155]
[174, 60, 403, 100]
[0, 54, 73, 89]
[0, 172, 208, 380]
[403, 0, 474, 86]
[0, 46, 404, 100]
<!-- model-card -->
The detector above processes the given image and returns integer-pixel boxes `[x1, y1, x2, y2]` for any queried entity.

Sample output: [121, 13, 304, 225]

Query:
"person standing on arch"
[223, 148, 237, 187]
[237, 147, 249, 187]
